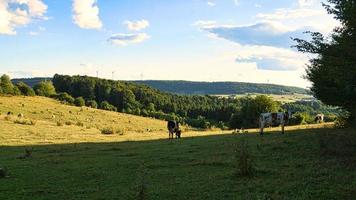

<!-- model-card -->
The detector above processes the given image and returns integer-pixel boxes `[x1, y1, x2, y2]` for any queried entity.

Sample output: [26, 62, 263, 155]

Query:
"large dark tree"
[294, 0, 356, 123]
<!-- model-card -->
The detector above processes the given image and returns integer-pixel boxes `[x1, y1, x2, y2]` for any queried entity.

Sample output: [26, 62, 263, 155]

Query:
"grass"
[0, 96, 355, 199]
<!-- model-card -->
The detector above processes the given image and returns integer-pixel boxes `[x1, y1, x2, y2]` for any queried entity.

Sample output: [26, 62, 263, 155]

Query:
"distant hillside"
[13, 78, 308, 95]
[132, 80, 308, 95]
[12, 77, 51, 87]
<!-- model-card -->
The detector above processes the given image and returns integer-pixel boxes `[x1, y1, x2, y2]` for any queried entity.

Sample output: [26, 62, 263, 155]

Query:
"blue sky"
[0, 0, 338, 88]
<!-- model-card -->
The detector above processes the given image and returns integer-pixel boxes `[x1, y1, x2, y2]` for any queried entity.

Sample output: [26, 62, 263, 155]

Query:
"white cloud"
[297, 0, 319, 7]
[108, 33, 150, 46]
[207, 1, 216, 7]
[257, 8, 323, 21]
[124, 20, 149, 31]
[192, 20, 217, 29]
[0, 0, 48, 35]
[233, 45, 308, 71]
[72, 0, 102, 30]
[233, 0, 240, 6]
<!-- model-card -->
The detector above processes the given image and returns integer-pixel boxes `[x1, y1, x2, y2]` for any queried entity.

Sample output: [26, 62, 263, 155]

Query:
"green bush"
[15, 82, 35, 96]
[55, 92, 75, 104]
[33, 81, 56, 97]
[100, 101, 117, 112]
[101, 127, 115, 135]
[86, 100, 98, 108]
[0, 74, 17, 95]
[74, 97, 85, 107]
[235, 140, 255, 177]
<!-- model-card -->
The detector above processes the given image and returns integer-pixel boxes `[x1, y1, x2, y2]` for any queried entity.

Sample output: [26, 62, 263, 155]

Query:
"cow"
[315, 114, 324, 123]
[259, 111, 292, 135]
[167, 120, 181, 139]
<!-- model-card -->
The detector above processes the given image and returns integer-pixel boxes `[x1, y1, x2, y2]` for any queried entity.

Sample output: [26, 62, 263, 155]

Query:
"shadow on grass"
[0, 127, 355, 200]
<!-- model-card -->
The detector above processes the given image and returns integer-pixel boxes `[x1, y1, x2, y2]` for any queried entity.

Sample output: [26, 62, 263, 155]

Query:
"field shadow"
[0, 127, 355, 200]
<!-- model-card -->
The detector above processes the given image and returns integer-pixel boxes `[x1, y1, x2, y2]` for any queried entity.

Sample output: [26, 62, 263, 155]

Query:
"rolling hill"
[12, 78, 308, 95]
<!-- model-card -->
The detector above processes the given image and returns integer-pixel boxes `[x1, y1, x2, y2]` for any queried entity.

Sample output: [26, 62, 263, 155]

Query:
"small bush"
[86, 100, 98, 109]
[235, 140, 255, 177]
[14, 118, 36, 126]
[65, 121, 73, 126]
[100, 101, 117, 112]
[56, 121, 64, 126]
[76, 121, 84, 127]
[0, 168, 6, 178]
[55, 92, 75, 104]
[74, 97, 85, 107]
[116, 128, 125, 135]
[101, 127, 115, 135]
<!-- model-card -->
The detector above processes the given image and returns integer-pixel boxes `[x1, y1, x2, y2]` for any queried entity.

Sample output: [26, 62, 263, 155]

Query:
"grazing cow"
[315, 114, 324, 123]
[167, 120, 181, 139]
[18, 113, 24, 118]
[259, 112, 292, 135]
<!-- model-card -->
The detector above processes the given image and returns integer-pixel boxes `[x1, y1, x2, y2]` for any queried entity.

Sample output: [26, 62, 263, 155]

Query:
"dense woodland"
[1, 74, 340, 129]
[12, 78, 308, 95]
[132, 80, 308, 95]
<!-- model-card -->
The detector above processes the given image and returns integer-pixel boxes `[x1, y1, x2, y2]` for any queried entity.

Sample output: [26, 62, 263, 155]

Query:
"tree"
[293, 0, 356, 123]
[55, 92, 75, 104]
[33, 81, 56, 97]
[16, 82, 35, 96]
[100, 101, 117, 112]
[230, 95, 280, 129]
[74, 97, 85, 107]
[0, 74, 15, 94]
[86, 100, 98, 109]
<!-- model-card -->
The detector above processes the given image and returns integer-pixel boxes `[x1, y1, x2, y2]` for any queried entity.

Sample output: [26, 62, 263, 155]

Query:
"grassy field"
[0, 96, 355, 199]
[219, 93, 314, 103]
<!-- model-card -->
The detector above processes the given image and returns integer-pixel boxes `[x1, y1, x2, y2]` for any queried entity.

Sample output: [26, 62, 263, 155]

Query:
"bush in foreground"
[74, 97, 85, 107]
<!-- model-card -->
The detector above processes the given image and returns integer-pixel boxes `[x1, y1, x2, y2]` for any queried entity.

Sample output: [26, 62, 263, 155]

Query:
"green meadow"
[0, 96, 355, 199]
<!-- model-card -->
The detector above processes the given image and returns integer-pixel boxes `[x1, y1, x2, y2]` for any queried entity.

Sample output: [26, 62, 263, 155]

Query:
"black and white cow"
[315, 114, 324, 123]
[259, 112, 292, 135]
[167, 120, 181, 139]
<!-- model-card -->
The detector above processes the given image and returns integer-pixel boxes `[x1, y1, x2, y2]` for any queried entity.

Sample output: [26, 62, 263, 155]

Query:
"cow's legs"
[281, 119, 285, 134]
[260, 121, 264, 135]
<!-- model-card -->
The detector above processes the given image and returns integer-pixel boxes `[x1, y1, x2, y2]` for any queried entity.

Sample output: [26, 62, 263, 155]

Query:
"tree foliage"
[293, 0, 356, 123]
[33, 81, 56, 97]
[16, 82, 35, 96]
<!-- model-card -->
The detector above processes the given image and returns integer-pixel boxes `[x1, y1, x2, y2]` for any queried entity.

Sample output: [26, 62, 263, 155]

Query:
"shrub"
[116, 128, 125, 135]
[56, 121, 64, 126]
[15, 82, 35, 96]
[65, 121, 73, 126]
[74, 97, 85, 107]
[86, 100, 98, 108]
[101, 127, 115, 135]
[76, 121, 84, 127]
[0, 168, 6, 178]
[55, 92, 74, 104]
[33, 81, 56, 97]
[235, 141, 255, 177]
[14, 118, 36, 125]
[100, 101, 117, 112]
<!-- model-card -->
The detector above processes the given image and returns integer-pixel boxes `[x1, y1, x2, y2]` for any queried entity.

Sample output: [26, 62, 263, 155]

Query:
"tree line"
[0, 74, 340, 129]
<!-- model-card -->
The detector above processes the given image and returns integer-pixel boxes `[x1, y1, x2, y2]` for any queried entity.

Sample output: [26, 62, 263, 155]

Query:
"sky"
[0, 0, 339, 88]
